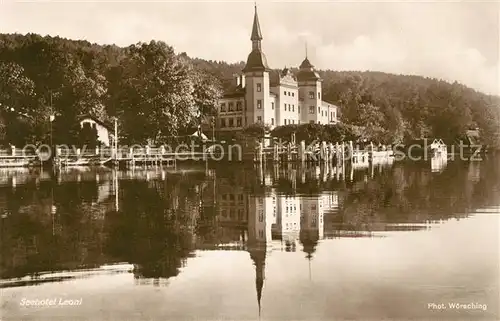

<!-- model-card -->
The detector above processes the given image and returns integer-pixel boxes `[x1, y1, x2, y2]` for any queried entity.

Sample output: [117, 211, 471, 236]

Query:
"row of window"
[220, 101, 243, 112]
[309, 91, 321, 99]
[220, 117, 243, 128]
[221, 194, 245, 201]
[283, 90, 295, 97]
[220, 208, 245, 219]
[284, 103, 296, 112]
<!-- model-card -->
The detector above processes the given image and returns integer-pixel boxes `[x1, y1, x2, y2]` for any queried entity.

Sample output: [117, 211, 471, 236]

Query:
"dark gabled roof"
[223, 84, 246, 98]
[78, 114, 112, 130]
[269, 70, 280, 86]
[322, 100, 338, 106]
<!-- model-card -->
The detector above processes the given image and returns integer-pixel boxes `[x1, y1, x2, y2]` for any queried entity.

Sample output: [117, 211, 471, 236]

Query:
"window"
[292, 92, 294, 97]
[292, 105, 294, 112]
[257, 83, 262, 92]
[271, 102, 274, 110]
[236, 101, 242, 111]
[257, 100, 262, 109]
[309, 91, 315, 99]
[284, 104, 287, 111]
[284, 119, 287, 125]
[229, 118, 234, 127]
[284, 90, 287, 96]
[221, 118, 226, 127]
[271, 118, 274, 125]
[298, 106, 301, 113]
[309, 106, 315, 114]
[330, 112, 333, 120]
[333, 111, 336, 119]
[237, 117, 242, 127]
[257, 116, 262, 123]
[220, 103, 226, 112]
[288, 92, 291, 96]
[259, 212, 264, 222]
[228, 102, 234, 111]
[318, 107, 320, 113]
[259, 230, 264, 238]
[318, 92, 321, 99]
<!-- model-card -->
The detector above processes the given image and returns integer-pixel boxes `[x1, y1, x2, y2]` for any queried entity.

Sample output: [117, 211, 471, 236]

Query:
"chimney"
[234, 74, 241, 87]
[240, 74, 246, 88]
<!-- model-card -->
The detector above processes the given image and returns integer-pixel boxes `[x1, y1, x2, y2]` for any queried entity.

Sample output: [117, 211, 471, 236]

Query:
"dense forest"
[1, 33, 499, 148]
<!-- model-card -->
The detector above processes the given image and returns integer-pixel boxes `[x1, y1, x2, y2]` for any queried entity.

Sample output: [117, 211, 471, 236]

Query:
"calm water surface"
[1, 157, 499, 321]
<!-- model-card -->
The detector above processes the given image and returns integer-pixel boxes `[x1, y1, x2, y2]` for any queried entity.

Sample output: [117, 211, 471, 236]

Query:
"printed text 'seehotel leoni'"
[217, 5, 339, 133]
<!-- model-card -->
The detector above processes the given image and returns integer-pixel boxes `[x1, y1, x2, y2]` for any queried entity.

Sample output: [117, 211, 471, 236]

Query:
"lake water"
[1, 156, 499, 321]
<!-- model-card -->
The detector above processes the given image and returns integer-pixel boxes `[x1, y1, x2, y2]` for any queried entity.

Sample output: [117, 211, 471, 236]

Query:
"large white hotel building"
[216, 5, 339, 133]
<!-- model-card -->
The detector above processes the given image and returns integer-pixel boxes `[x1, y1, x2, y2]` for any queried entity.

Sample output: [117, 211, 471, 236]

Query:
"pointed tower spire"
[251, 3, 263, 41]
[257, 277, 263, 318]
[243, 2, 270, 72]
[249, 250, 266, 319]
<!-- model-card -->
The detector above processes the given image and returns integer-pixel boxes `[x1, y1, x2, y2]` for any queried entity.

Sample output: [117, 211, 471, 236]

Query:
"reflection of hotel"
[202, 184, 340, 316]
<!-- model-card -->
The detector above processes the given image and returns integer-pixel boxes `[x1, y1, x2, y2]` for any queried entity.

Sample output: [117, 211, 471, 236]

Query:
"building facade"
[217, 5, 339, 134]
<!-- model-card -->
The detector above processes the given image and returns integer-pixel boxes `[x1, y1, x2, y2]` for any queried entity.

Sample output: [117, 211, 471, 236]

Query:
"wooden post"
[300, 140, 306, 164]
[335, 142, 339, 166]
[349, 141, 353, 163]
[259, 141, 263, 165]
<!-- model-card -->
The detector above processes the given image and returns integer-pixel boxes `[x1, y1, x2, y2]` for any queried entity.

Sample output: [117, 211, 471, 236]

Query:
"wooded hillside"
[1, 33, 498, 147]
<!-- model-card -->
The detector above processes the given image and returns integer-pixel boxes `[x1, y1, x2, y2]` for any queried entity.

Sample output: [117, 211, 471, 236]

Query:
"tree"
[116, 41, 196, 144]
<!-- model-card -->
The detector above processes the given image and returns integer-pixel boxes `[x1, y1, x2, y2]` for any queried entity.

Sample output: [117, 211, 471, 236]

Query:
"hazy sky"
[1, 0, 498, 95]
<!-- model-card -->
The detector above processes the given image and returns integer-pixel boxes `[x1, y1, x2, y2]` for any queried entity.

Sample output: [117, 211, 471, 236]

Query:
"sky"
[0, 0, 499, 95]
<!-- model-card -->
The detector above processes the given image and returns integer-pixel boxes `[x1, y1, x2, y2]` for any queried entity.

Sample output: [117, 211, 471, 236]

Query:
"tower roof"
[243, 50, 270, 72]
[297, 57, 321, 81]
[300, 57, 314, 69]
[251, 5, 263, 41]
[243, 4, 269, 73]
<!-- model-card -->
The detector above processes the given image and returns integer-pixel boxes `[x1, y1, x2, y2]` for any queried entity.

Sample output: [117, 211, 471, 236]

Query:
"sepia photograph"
[0, 0, 499, 320]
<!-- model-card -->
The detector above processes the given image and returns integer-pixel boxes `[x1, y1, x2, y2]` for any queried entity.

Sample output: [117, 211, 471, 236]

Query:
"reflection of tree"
[335, 158, 500, 231]
[104, 180, 196, 280]
[0, 180, 110, 279]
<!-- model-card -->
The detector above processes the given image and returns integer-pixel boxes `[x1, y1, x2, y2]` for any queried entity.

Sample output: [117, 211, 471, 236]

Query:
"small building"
[78, 115, 114, 147]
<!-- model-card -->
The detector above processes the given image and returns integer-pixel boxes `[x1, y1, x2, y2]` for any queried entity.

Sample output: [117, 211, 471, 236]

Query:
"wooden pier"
[0, 140, 394, 168]
[253, 140, 394, 167]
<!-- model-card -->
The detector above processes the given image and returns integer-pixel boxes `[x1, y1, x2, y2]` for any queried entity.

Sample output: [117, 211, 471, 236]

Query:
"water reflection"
[1, 158, 499, 318]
